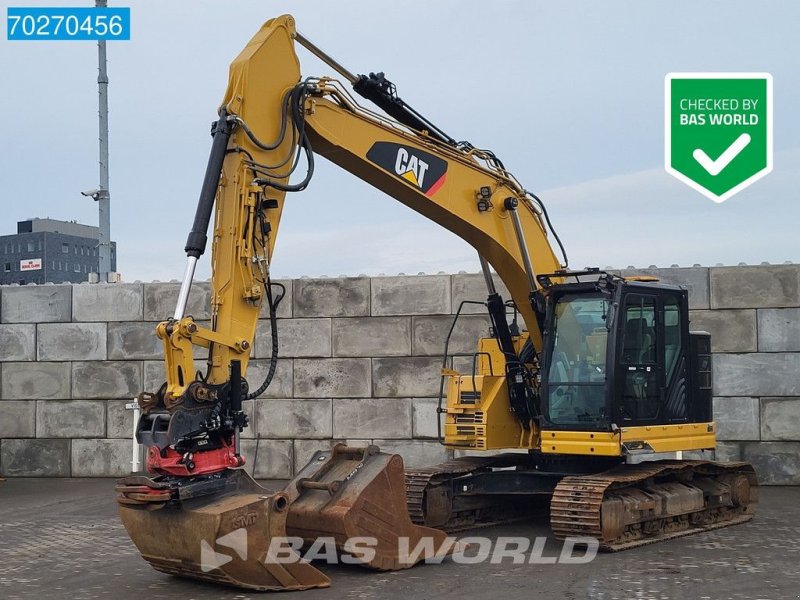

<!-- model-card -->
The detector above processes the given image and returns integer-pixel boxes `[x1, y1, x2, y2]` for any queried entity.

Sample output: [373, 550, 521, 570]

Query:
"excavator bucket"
[117, 469, 331, 591]
[286, 444, 454, 570]
[117, 445, 451, 591]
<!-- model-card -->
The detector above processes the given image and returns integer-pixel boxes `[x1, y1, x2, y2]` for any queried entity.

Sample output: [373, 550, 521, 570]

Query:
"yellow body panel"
[536, 423, 716, 456]
[539, 430, 621, 456]
[444, 336, 718, 457]
[621, 423, 717, 453]
[445, 374, 536, 450]
[445, 335, 537, 450]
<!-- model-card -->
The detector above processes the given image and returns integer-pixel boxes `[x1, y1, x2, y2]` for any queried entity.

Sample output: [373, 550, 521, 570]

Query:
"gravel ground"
[1, 478, 798, 600]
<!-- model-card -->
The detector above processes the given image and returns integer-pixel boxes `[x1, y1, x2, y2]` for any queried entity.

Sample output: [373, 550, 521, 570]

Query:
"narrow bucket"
[286, 444, 454, 570]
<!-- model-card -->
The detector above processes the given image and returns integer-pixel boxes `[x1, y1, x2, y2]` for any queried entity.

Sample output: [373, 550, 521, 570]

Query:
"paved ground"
[1, 479, 798, 600]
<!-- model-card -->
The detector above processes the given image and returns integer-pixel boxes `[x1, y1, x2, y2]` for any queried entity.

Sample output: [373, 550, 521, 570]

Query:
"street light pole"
[96, 0, 112, 280]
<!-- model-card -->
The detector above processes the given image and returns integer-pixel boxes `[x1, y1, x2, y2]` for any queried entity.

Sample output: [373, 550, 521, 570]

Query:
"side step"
[117, 444, 451, 591]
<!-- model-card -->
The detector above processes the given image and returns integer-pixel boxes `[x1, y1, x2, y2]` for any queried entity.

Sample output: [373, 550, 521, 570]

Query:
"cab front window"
[546, 295, 610, 427]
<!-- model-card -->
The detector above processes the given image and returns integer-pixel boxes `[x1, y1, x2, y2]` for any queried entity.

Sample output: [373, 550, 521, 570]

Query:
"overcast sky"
[1, 1, 798, 281]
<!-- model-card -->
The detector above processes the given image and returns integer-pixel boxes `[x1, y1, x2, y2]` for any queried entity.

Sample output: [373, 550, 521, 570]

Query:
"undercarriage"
[406, 454, 758, 550]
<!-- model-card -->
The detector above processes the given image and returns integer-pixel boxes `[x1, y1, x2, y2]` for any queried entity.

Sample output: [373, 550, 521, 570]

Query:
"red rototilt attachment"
[286, 444, 454, 570]
[116, 444, 452, 591]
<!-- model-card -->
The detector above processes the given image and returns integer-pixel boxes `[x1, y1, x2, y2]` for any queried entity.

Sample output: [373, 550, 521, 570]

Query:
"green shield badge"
[665, 73, 773, 203]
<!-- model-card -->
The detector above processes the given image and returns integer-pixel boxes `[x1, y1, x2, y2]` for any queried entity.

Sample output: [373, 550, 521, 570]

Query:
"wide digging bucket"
[286, 444, 454, 570]
[117, 469, 330, 591]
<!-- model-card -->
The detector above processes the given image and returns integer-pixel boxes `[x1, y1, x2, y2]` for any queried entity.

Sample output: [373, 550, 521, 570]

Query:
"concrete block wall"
[0, 264, 798, 484]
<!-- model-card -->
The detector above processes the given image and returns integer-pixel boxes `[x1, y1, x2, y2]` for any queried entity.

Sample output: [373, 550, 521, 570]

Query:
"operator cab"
[537, 271, 711, 431]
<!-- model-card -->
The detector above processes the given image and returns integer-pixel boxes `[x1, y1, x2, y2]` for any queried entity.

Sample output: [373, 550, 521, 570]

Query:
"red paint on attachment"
[146, 438, 245, 476]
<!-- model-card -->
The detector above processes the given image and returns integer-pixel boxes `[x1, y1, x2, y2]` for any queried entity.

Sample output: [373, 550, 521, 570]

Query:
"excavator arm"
[147, 14, 565, 453]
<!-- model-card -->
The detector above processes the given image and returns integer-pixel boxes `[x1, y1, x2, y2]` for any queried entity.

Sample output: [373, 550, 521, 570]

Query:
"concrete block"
[333, 398, 412, 439]
[761, 398, 800, 441]
[711, 265, 800, 309]
[238, 439, 257, 477]
[620, 267, 709, 309]
[143, 360, 166, 392]
[107, 399, 135, 438]
[0, 401, 36, 438]
[742, 441, 800, 485]
[143, 281, 212, 321]
[1, 285, 71, 323]
[452, 355, 479, 374]
[714, 442, 743, 462]
[259, 279, 293, 319]
[372, 357, 441, 397]
[1, 438, 71, 476]
[255, 318, 331, 358]
[371, 275, 450, 316]
[246, 359, 294, 398]
[252, 438, 294, 479]
[107, 322, 162, 360]
[294, 278, 369, 318]
[451, 273, 509, 314]
[240, 399, 256, 439]
[37, 322, 106, 361]
[256, 398, 332, 439]
[412, 398, 443, 439]
[372, 439, 451, 468]
[712, 397, 759, 440]
[758, 308, 800, 352]
[72, 361, 142, 399]
[72, 439, 131, 477]
[36, 400, 106, 438]
[412, 314, 490, 356]
[714, 353, 800, 397]
[0, 324, 36, 361]
[293, 439, 335, 473]
[73, 283, 143, 322]
[688, 310, 756, 353]
[2, 361, 71, 400]
[294, 358, 371, 398]
[332, 317, 411, 357]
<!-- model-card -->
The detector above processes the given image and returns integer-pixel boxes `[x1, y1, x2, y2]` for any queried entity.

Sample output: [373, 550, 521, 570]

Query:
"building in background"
[0, 218, 117, 285]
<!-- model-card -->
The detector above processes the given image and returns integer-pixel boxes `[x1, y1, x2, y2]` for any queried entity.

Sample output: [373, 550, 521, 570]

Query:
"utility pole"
[96, 0, 112, 280]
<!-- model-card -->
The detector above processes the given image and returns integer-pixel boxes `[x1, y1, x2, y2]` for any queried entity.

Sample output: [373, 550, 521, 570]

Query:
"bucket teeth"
[117, 445, 452, 591]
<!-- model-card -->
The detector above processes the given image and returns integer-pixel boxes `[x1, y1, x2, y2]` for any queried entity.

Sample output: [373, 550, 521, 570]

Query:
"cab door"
[613, 288, 690, 426]
[614, 293, 663, 424]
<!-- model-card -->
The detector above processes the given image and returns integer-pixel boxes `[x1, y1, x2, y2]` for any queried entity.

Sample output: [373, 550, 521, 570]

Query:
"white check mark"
[692, 133, 751, 176]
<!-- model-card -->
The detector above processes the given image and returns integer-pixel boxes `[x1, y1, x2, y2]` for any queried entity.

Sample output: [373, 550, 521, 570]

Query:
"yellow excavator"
[116, 14, 758, 592]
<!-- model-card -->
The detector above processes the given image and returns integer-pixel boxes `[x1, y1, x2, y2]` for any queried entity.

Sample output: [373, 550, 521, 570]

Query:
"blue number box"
[7, 7, 130, 40]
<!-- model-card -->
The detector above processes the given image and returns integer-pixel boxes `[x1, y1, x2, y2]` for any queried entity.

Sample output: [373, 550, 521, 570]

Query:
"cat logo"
[366, 142, 448, 196]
